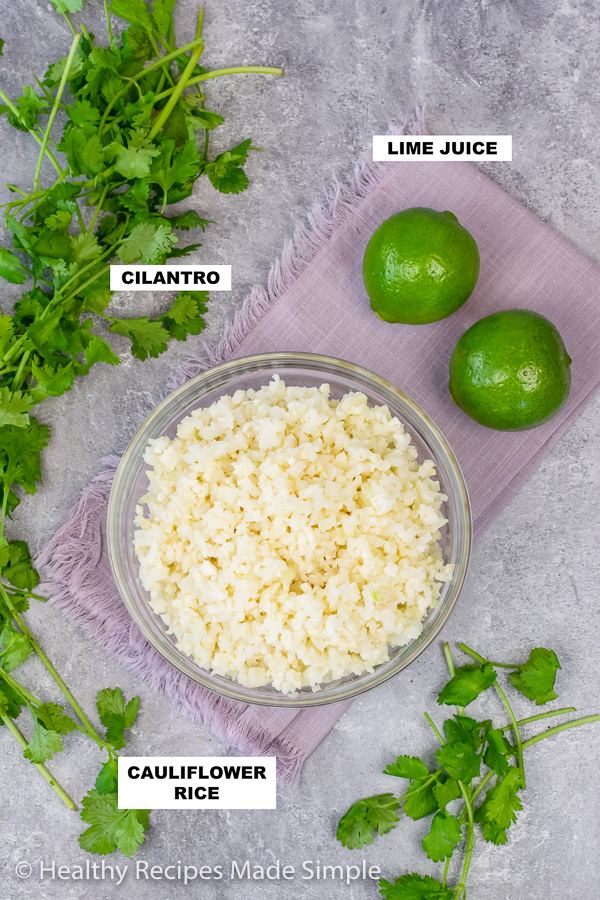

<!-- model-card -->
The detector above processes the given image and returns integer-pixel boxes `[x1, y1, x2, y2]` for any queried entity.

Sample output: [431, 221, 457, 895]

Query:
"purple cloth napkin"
[39, 154, 600, 784]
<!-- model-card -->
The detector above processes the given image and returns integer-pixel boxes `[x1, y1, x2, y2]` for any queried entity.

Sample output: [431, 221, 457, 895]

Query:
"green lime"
[362, 207, 480, 324]
[449, 309, 571, 431]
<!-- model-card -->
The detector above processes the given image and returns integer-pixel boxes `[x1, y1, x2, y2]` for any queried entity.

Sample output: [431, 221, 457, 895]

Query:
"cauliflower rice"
[134, 377, 453, 695]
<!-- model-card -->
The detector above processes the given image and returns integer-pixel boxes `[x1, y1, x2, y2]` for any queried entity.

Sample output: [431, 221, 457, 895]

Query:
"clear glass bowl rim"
[107, 351, 472, 708]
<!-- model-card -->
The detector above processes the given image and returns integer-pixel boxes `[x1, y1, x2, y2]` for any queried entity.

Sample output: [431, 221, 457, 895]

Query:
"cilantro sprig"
[0, 0, 282, 855]
[336, 641, 600, 899]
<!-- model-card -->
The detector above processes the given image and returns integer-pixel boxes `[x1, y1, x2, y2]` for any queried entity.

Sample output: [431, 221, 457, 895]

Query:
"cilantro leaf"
[0, 316, 14, 352]
[167, 210, 210, 231]
[1, 540, 40, 590]
[165, 242, 202, 260]
[149, 139, 201, 197]
[124, 695, 140, 728]
[478, 817, 508, 846]
[45, 52, 83, 86]
[437, 662, 497, 707]
[59, 125, 105, 177]
[96, 687, 139, 750]
[46, 210, 73, 231]
[336, 794, 400, 849]
[77, 335, 120, 376]
[153, 0, 177, 36]
[71, 232, 103, 266]
[23, 713, 65, 764]
[107, 141, 161, 180]
[51, 0, 85, 13]
[0, 678, 26, 719]
[432, 775, 462, 811]
[79, 789, 149, 857]
[379, 873, 454, 899]
[0, 621, 32, 672]
[109, 316, 170, 360]
[0, 419, 50, 494]
[0, 248, 27, 285]
[79, 268, 113, 314]
[35, 702, 78, 735]
[0, 388, 34, 429]
[110, 0, 154, 31]
[122, 23, 154, 59]
[442, 715, 487, 750]
[482, 767, 523, 829]
[384, 755, 430, 780]
[483, 727, 513, 777]
[421, 810, 462, 862]
[67, 98, 101, 127]
[508, 648, 561, 706]
[117, 222, 177, 264]
[96, 757, 119, 795]
[161, 290, 208, 341]
[186, 106, 225, 131]
[30, 362, 76, 403]
[205, 139, 251, 194]
[436, 741, 482, 783]
[403, 777, 439, 821]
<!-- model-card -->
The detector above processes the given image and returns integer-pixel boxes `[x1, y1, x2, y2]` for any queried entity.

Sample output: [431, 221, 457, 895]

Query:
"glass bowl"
[107, 352, 471, 708]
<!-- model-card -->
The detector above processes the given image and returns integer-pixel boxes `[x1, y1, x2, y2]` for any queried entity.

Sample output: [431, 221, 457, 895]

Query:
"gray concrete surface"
[1, 0, 600, 897]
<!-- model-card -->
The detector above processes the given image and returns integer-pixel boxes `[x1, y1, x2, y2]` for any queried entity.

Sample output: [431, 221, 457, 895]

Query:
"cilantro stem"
[13, 350, 31, 391]
[0, 89, 64, 177]
[459, 643, 526, 789]
[454, 780, 475, 899]
[96, 35, 207, 137]
[500, 707, 576, 733]
[470, 768, 494, 803]
[442, 855, 451, 889]
[154, 66, 284, 102]
[0, 590, 100, 741]
[493, 679, 526, 789]
[4, 587, 49, 604]
[424, 711, 445, 745]
[0, 665, 39, 705]
[521, 714, 600, 750]
[33, 32, 81, 192]
[457, 643, 487, 665]
[62, 12, 76, 37]
[89, 184, 109, 231]
[443, 641, 465, 717]
[70, 721, 116, 756]
[148, 36, 205, 141]
[103, 0, 113, 43]
[1, 334, 29, 369]
[1, 713, 77, 810]
[149, 35, 176, 89]
[0, 642, 114, 755]
[0, 484, 9, 538]
[58, 263, 112, 310]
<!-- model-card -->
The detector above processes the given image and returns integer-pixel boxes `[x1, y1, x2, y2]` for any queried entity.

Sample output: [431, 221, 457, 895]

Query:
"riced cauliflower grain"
[134, 377, 453, 695]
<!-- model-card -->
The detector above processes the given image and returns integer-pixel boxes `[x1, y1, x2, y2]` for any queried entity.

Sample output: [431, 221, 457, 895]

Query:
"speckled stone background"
[1, 1, 600, 897]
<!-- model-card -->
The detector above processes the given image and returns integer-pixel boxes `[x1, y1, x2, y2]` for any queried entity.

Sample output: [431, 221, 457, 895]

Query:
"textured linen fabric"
[39, 158, 600, 783]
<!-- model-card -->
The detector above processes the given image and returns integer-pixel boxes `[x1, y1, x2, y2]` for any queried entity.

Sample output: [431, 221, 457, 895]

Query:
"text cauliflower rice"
[134, 377, 453, 695]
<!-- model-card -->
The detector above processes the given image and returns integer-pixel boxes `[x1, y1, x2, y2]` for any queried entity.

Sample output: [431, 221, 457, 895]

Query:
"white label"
[110, 265, 231, 291]
[118, 757, 276, 810]
[373, 135, 512, 161]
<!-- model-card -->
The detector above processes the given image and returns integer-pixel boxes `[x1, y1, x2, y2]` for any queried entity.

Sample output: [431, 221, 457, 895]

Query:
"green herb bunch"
[337, 642, 600, 899]
[0, 0, 281, 855]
